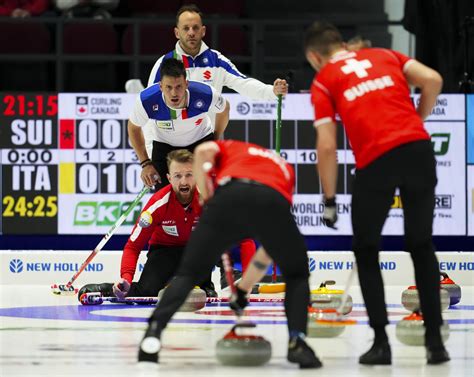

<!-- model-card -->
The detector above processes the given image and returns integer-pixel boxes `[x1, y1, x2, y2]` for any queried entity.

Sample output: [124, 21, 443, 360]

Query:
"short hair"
[159, 58, 186, 80]
[176, 3, 204, 26]
[304, 21, 344, 56]
[347, 35, 372, 49]
[167, 149, 194, 169]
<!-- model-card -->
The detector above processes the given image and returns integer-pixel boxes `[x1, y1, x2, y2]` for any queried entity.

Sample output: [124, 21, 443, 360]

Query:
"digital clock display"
[2, 94, 57, 117]
[0, 93, 58, 234]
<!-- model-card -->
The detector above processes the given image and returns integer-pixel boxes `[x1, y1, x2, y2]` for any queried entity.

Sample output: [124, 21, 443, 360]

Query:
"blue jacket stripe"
[140, 85, 170, 119]
[187, 81, 213, 118]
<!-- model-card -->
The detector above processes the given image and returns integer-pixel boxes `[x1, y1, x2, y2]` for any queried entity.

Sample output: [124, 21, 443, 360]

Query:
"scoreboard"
[0, 93, 58, 234]
[0, 92, 472, 236]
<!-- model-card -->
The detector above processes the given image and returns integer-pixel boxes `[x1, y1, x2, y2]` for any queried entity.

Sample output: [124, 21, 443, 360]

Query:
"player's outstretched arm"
[404, 60, 443, 120]
[193, 141, 220, 202]
[316, 121, 338, 200]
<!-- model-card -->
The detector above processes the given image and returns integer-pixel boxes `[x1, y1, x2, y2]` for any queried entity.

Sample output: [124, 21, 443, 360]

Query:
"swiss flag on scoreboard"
[60, 119, 75, 149]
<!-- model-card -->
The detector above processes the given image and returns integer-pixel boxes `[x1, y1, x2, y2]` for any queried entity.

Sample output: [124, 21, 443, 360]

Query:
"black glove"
[322, 196, 338, 229]
[229, 285, 248, 316]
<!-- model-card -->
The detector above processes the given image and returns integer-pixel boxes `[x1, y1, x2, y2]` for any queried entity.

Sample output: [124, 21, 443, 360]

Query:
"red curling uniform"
[120, 185, 201, 283]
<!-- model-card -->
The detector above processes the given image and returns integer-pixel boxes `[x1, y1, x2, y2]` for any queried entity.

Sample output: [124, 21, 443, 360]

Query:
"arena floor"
[0, 285, 472, 377]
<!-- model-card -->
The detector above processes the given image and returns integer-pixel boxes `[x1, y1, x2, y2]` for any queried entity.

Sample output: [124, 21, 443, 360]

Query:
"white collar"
[175, 40, 209, 58]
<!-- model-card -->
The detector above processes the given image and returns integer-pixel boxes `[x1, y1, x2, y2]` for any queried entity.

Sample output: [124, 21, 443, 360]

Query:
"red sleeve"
[310, 75, 336, 127]
[23, 0, 49, 15]
[120, 244, 141, 284]
[121, 221, 156, 283]
[382, 49, 414, 73]
[120, 193, 164, 283]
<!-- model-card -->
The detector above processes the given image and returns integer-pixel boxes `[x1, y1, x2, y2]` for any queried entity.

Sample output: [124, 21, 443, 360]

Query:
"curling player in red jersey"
[78, 149, 217, 300]
[138, 139, 322, 369]
[305, 21, 448, 365]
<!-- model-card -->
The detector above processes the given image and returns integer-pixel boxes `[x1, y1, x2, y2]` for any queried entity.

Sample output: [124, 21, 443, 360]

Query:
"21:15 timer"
[2, 94, 58, 117]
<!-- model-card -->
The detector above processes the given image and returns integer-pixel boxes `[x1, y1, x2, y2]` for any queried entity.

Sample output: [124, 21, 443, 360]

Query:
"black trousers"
[150, 181, 310, 334]
[127, 246, 213, 297]
[351, 140, 442, 331]
[151, 133, 215, 190]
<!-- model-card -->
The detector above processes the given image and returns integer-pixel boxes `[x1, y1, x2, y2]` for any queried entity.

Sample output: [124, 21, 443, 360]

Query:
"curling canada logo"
[76, 96, 89, 116]
[9, 259, 23, 273]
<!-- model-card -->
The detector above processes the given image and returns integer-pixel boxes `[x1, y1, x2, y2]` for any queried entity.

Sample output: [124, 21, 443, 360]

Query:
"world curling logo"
[9, 259, 23, 273]
[236, 102, 250, 115]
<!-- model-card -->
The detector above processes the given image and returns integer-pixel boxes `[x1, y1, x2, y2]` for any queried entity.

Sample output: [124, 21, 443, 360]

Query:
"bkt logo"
[431, 133, 450, 156]
[74, 201, 142, 226]
[9, 259, 23, 273]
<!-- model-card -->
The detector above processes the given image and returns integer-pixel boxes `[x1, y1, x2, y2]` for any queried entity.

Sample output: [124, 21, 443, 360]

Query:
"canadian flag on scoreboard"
[59, 119, 75, 149]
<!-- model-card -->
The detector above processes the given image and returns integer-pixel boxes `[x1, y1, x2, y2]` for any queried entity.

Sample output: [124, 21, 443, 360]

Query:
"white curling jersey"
[130, 80, 226, 146]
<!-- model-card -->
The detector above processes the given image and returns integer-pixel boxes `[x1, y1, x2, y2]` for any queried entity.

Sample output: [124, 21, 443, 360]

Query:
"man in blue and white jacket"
[126, 3, 288, 157]
[128, 58, 229, 189]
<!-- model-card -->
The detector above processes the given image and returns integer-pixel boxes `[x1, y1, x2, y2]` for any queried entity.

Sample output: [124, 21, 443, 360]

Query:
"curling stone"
[440, 272, 462, 306]
[396, 311, 450, 346]
[216, 323, 272, 366]
[157, 286, 206, 312]
[401, 286, 450, 312]
[307, 307, 345, 338]
[310, 280, 353, 315]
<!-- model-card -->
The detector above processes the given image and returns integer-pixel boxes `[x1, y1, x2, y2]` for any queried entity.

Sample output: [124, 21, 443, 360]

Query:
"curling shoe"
[138, 321, 162, 363]
[427, 345, 450, 364]
[201, 281, 218, 298]
[287, 335, 322, 369]
[359, 341, 392, 365]
[77, 283, 114, 302]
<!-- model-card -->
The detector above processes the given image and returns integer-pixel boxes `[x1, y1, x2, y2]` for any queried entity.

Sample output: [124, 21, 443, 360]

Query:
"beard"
[175, 185, 194, 205]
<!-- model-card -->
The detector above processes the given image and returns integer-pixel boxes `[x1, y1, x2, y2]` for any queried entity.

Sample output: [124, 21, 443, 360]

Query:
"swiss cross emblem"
[341, 58, 372, 78]
[203, 70, 212, 80]
[195, 118, 203, 126]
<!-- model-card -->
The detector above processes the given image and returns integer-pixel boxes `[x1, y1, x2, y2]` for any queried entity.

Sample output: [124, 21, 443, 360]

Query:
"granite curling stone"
[307, 307, 345, 338]
[310, 280, 353, 315]
[401, 286, 450, 312]
[216, 324, 272, 366]
[395, 311, 450, 346]
[440, 272, 462, 306]
[157, 286, 206, 312]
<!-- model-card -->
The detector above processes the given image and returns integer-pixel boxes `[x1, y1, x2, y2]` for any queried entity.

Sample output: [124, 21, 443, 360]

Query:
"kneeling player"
[78, 149, 216, 300]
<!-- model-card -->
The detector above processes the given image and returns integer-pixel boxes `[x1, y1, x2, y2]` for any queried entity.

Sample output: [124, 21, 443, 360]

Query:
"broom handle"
[271, 94, 283, 284]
